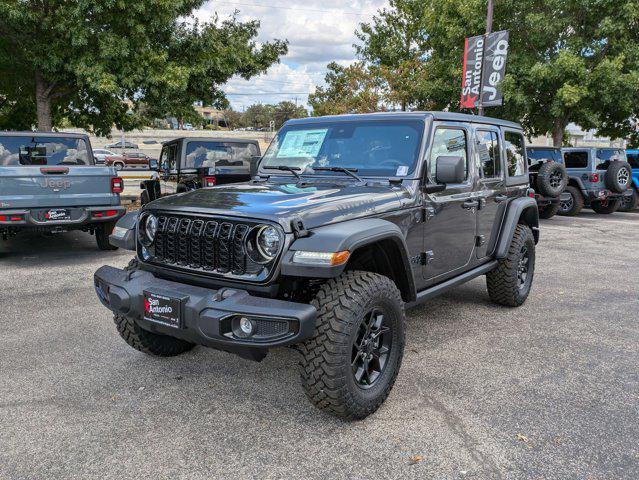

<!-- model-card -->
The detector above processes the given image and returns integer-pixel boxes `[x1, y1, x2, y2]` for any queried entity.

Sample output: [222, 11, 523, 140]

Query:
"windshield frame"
[259, 118, 428, 179]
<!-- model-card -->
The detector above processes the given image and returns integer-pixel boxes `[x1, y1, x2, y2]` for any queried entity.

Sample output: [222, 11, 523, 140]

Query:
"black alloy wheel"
[351, 308, 392, 389]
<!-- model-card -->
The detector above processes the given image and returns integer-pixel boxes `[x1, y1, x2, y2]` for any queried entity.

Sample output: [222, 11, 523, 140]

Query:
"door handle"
[495, 195, 509, 203]
[462, 200, 479, 209]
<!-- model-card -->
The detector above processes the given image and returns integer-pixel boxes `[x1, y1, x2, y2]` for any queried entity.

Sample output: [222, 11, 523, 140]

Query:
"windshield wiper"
[313, 166, 364, 183]
[263, 165, 302, 180]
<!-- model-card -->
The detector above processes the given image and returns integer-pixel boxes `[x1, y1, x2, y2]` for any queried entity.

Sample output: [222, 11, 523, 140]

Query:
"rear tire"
[486, 224, 535, 307]
[591, 198, 621, 214]
[538, 203, 560, 219]
[96, 222, 118, 251]
[558, 185, 584, 216]
[618, 188, 638, 212]
[299, 271, 406, 420]
[604, 161, 632, 193]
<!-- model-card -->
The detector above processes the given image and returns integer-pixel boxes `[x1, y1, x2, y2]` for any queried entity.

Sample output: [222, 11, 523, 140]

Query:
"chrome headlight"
[140, 213, 157, 246]
[246, 225, 282, 264]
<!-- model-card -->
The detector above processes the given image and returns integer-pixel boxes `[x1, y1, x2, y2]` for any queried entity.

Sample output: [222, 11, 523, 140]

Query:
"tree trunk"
[552, 118, 566, 147]
[35, 72, 53, 131]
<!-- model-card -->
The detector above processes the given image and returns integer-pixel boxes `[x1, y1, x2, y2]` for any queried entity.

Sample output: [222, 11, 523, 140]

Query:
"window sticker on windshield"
[395, 165, 408, 176]
[277, 129, 328, 158]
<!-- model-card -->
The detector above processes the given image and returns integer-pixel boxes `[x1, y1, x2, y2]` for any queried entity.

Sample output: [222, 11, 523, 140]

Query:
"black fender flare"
[108, 211, 139, 251]
[494, 197, 539, 259]
[280, 218, 417, 300]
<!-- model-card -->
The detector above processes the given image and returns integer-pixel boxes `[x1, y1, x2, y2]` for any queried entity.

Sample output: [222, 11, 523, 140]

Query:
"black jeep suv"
[526, 147, 568, 219]
[94, 112, 539, 420]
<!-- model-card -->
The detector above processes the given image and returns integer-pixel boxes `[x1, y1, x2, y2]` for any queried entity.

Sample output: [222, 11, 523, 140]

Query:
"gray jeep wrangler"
[94, 112, 539, 420]
[558, 147, 632, 215]
[0, 132, 125, 250]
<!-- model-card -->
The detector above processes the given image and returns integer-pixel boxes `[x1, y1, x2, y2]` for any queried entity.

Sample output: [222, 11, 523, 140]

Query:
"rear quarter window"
[563, 151, 589, 169]
[503, 131, 526, 177]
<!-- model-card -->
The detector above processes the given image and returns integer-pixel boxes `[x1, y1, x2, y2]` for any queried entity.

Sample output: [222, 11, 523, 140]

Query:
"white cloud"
[195, 0, 388, 110]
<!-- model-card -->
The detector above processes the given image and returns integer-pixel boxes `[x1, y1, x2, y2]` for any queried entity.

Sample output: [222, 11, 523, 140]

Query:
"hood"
[146, 180, 403, 231]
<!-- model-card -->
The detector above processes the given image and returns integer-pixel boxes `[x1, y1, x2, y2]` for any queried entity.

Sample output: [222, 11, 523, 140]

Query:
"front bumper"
[94, 265, 317, 354]
[0, 206, 125, 227]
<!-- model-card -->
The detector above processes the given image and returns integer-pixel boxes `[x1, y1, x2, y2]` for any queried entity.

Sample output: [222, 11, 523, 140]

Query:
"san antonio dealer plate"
[143, 291, 182, 328]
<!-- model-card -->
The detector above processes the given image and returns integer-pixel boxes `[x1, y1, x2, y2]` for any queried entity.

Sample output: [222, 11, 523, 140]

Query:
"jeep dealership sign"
[460, 30, 509, 109]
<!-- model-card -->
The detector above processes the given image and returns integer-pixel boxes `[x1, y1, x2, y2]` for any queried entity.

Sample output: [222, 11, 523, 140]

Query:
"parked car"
[0, 132, 125, 250]
[619, 149, 638, 211]
[93, 148, 116, 164]
[558, 147, 632, 215]
[105, 152, 152, 170]
[526, 147, 568, 219]
[95, 112, 539, 420]
[139, 137, 260, 204]
[105, 140, 139, 150]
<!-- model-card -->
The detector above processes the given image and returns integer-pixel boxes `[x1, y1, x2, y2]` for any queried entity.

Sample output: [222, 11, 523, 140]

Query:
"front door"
[474, 127, 506, 258]
[422, 124, 477, 283]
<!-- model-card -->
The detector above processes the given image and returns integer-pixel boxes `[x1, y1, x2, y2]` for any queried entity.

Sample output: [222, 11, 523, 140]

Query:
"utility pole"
[478, 0, 494, 117]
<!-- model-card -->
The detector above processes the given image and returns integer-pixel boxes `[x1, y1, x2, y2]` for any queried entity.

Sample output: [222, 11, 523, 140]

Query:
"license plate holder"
[46, 208, 70, 221]
[143, 290, 185, 329]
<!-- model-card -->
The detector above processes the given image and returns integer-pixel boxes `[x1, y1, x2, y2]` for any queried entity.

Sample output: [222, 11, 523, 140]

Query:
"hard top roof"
[162, 137, 259, 146]
[285, 111, 522, 129]
[0, 131, 90, 139]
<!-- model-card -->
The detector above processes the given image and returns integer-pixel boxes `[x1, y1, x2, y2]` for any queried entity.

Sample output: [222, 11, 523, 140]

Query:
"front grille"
[147, 213, 267, 277]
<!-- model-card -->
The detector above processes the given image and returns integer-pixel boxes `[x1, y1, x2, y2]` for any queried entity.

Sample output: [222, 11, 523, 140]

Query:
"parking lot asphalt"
[1, 211, 638, 480]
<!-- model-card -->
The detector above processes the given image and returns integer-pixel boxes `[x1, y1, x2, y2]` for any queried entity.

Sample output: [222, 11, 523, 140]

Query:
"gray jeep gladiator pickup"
[94, 112, 539, 419]
[0, 132, 125, 250]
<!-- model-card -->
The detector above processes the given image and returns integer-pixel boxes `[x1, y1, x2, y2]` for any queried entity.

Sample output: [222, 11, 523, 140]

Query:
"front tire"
[618, 188, 638, 212]
[591, 198, 621, 214]
[539, 202, 560, 219]
[96, 222, 118, 251]
[558, 185, 584, 216]
[486, 224, 535, 307]
[299, 271, 406, 420]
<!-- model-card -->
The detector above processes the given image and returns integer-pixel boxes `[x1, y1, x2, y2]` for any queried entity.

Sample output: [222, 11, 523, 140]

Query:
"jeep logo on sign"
[40, 178, 72, 190]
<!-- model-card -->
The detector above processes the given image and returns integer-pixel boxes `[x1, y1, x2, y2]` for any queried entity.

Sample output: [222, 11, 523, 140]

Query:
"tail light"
[111, 177, 124, 194]
[0, 215, 24, 222]
[589, 173, 599, 182]
[92, 210, 119, 218]
[203, 176, 216, 187]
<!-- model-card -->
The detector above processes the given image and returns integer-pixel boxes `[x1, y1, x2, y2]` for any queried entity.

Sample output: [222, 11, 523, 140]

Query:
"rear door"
[422, 123, 477, 282]
[473, 126, 505, 259]
[0, 135, 117, 208]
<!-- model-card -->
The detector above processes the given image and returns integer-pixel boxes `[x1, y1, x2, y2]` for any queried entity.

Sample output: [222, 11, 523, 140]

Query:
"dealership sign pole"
[460, 0, 509, 114]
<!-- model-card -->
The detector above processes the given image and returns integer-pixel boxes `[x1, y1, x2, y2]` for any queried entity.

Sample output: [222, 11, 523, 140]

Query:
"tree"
[308, 62, 386, 116]
[419, 0, 639, 146]
[272, 101, 307, 128]
[0, 1, 287, 135]
[355, 0, 430, 111]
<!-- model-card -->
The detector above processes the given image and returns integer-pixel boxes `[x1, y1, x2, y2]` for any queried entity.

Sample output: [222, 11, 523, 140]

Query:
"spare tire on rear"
[605, 161, 632, 193]
[536, 161, 567, 197]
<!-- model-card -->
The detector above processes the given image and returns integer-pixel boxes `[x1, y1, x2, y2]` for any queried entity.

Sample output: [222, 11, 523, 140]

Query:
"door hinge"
[420, 250, 434, 265]
[422, 206, 435, 222]
[475, 235, 486, 246]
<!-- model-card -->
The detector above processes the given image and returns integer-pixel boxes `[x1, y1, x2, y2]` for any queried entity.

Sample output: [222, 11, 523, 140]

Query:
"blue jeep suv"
[558, 148, 632, 215]
[619, 149, 638, 211]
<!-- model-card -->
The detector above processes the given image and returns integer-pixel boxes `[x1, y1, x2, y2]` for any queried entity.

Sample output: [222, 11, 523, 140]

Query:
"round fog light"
[239, 317, 254, 335]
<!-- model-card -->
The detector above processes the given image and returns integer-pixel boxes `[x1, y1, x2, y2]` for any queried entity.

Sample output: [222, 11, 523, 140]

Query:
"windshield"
[0, 136, 91, 166]
[184, 141, 258, 169]
[261, 120, 425, 177]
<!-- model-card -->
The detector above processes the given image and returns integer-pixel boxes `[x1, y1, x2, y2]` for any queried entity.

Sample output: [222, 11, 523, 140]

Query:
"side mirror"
[435, 155, 466, 184]
[148, 159, 159, 171]
[250, 155, 262, 176]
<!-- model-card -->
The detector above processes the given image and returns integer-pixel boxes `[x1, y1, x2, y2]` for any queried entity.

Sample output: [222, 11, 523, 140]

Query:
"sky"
[195, 0, 389, 111]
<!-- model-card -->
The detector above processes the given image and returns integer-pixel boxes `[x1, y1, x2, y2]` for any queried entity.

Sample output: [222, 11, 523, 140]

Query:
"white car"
[93, 148, 116, 164]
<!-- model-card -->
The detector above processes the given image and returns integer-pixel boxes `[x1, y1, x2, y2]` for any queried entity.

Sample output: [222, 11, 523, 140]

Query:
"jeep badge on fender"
[94, 112, 539, 420]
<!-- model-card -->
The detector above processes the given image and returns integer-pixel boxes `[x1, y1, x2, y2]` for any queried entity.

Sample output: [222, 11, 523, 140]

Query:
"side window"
[160, 145, 178, 171]
[429, 127, 468, 181]
[476, 130, 501, 179]
[563, 152, 588, 169]
[503, 131, 526, 176]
